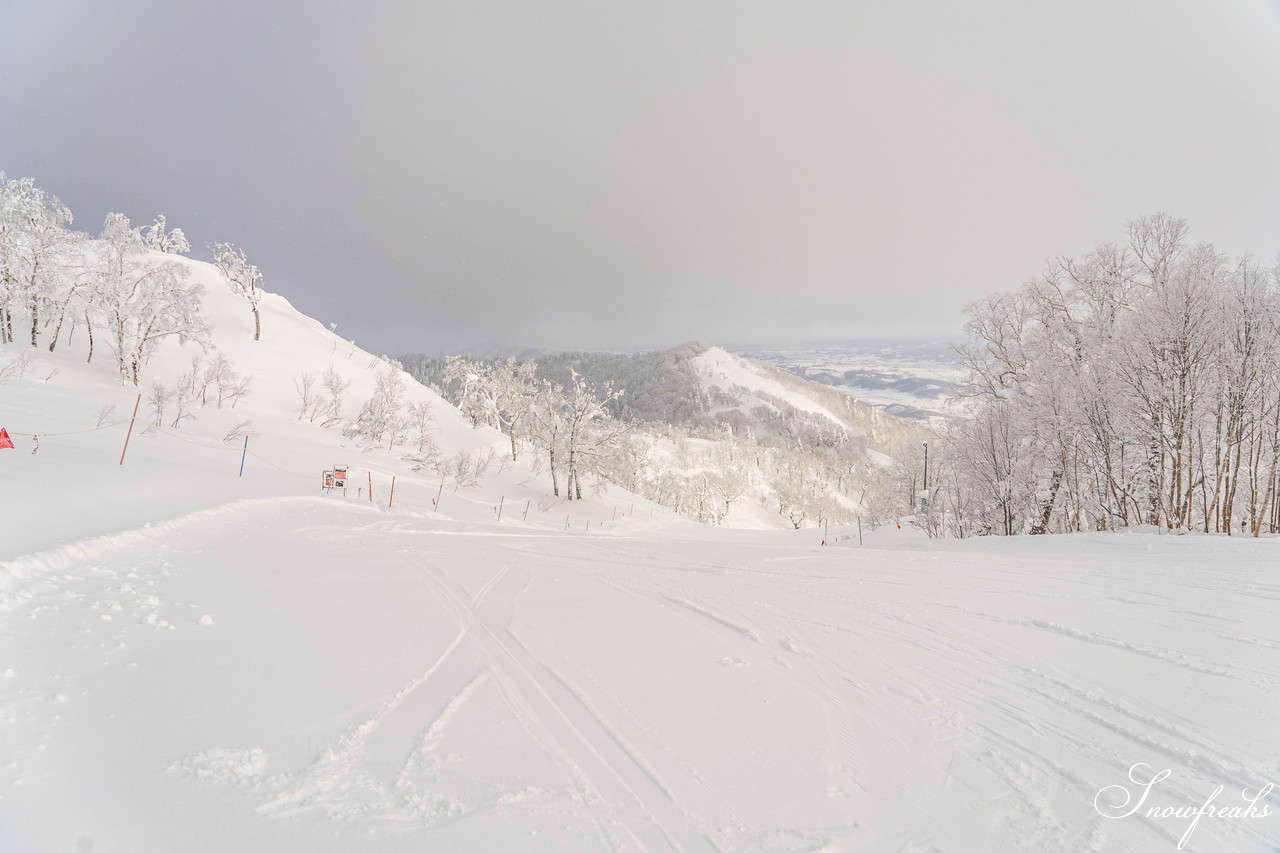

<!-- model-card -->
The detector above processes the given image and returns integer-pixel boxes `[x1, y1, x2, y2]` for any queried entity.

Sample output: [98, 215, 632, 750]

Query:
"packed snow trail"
[409, 556, 720, 853]
[2, 498, 1278, 852]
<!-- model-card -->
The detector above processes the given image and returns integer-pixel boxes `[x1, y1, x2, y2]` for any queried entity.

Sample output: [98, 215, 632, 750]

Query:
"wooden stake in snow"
[118, 393, 141, 466]
[367, 471, 372, 502]
[388, 476, 396, 508]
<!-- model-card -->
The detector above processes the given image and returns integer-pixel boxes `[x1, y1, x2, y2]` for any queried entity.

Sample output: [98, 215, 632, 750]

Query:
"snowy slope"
[0, 252, 530, 558]
[3, 265, 1279, 853]
[4, 507, 1279, 852]
[695, 346, 840, 422]
[690, 346, 913, 446]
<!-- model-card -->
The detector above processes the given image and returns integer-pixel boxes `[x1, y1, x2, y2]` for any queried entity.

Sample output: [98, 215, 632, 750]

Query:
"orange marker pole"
[388, 476, 396, 508]
[118, 393, 142, 466]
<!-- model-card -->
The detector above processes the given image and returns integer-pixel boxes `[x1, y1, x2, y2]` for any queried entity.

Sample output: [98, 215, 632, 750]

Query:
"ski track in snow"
[557, 536, 1280, 851]
[407, 554, 721, 853]
[3, 499, 1279, 852]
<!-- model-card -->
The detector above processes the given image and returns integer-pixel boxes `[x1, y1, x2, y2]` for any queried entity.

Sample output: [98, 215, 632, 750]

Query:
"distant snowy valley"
[731, 340, 966, 424]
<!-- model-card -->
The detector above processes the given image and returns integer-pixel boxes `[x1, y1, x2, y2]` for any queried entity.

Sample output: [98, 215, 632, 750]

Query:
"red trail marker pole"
[368, 471, 373, 502]
[118, 393, 142, 466]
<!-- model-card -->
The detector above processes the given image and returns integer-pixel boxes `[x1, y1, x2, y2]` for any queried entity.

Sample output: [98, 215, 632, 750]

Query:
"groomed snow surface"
[5, 504, 1278, 852]
[3, 262, 1279, 852]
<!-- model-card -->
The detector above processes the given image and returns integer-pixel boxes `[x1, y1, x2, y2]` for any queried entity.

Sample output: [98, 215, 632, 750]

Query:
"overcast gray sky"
[3, 1, 1279, 355]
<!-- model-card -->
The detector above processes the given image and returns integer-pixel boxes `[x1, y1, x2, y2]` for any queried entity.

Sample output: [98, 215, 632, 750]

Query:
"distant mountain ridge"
[402, 341, 932, 528]
[403, 341, 925, 456]
[403, 338, 967, 426]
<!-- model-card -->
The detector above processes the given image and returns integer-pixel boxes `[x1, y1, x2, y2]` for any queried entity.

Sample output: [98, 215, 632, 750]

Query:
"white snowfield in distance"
[735, 340, 968, 423]
[2, 255, 1277, 852]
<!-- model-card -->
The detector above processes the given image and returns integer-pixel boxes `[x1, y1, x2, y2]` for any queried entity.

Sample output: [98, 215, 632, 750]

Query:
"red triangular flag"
[0, 428, 14, 449]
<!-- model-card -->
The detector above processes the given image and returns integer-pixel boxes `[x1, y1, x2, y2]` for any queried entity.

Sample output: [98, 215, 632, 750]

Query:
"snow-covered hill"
[692, 345, 902, 441]
[4, 257, 1279, 853]
[0, 251, 680, 560]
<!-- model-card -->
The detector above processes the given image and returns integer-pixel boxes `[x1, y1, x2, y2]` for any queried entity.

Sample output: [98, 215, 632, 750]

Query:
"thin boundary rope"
[153, 429, 384, 483]
[5, 419, 132, 438]
[245, 449, 319, 481]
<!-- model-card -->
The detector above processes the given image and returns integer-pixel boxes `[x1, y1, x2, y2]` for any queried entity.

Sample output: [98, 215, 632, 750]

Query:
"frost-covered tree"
[319, 365, 350, 427]
[529, 381, 568, 498]
[441, 356, 541, 461]
[594, 434, 652, 494]
[210, 242, 264, 341]
[295, 371, 319, 421]
[952, 214, 1280, 536]
[562, 371, 625, 501]
[0, 173, 20, 344]
[707, 448, 750, 523]
[141, 215, 190, 254]
[773, 450, 818, 528]
[444, 356, 495, 428]
[351, 364, 407, 445]
[201, 352, 251, 408]
[489, 358, 540, 461]
[407, 400, 437, 454]
[95, 213, 208, 386]
[0, 174, 77, 347]
[43, 252, 92, 353]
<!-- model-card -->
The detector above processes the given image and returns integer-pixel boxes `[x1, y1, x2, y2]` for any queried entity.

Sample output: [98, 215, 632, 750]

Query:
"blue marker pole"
[239, 435, 248, 477]
[435, 480, 444, 511]
[497, 496, 505, 521]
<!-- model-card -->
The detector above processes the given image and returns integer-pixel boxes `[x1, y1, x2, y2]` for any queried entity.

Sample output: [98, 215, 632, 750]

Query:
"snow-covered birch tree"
[210, 242, 264, 341]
